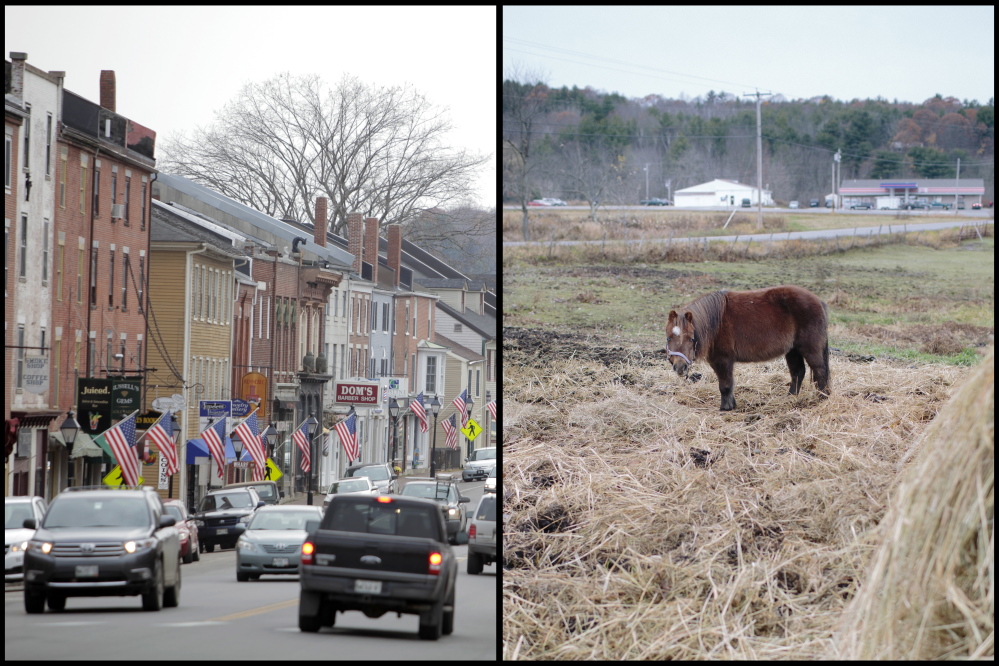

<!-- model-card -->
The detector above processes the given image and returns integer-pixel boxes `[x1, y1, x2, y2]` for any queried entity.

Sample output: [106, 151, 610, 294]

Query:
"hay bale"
[832, 348, 994, 660]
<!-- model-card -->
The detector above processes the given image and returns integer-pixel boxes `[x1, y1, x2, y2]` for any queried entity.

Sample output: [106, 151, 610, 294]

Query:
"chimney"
[347, 212, 364, 274]
[387, 224, 402, 288]
[9, 52, 27, 99]
[314, 197, 327, 248]
[100, 70, 116, 112]
[364, 217, 379, 284]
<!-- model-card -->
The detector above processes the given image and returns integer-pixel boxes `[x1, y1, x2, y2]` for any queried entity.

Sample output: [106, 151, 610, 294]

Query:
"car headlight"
[192, 519, 204, 528]
[237, 514, 253, 525]
[26, 540, 52, 554]
[124, 538, 157, 553]
[9, 540, 29, 553]
[448, 508, 460, 518]
[236, 539, 258, 552]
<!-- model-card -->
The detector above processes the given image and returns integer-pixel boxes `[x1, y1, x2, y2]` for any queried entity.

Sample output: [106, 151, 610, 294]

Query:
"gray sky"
[504, 6, 994, 105]
[6, 6, 496, 208]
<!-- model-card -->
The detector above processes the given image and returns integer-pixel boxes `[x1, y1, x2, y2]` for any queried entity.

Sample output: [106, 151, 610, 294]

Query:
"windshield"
[199, 491, 254, 512]
[327, 479, 370, 494]
[240, 485, 276, 501]
[475, 495, 497, 521]
[326, 500, 439, 538]
[44, 497, 150, 528]
[471, 448, 496, 461]
[5, 502, 36, 529]
[354, 467, 389, 482]
[400, 483, 452, 503]
[164, 505, 185, 521]
[249, 510, 320, 530]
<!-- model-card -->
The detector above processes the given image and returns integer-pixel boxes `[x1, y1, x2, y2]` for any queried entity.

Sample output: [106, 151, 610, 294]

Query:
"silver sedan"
[234, 505, 324, 581]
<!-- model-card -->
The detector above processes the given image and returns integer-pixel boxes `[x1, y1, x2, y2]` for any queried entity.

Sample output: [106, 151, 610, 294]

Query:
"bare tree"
[503, 66, 550, 241]
[159, 73, 490, 244]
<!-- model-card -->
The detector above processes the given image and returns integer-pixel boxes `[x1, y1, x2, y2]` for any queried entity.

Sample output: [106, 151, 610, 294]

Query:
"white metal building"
[673, 179, 773, 208]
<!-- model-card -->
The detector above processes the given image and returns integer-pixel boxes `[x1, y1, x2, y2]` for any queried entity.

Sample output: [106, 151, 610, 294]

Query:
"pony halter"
[667, 349, 692, 365]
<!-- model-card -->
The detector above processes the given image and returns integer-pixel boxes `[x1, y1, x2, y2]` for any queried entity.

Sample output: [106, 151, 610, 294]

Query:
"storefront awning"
[49, 430, 105, 459]
[185, 437, 237, 465]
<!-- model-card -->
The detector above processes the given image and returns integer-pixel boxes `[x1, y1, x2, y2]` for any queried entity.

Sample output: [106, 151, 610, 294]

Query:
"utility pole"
[644, 164, 649, 201]
[743, 90, 771, 230]
[954, 157, 961, 215]
[833, 149, 841, 211]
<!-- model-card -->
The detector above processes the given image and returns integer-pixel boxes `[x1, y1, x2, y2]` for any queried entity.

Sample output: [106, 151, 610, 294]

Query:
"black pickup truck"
[298, 494, 467, 640]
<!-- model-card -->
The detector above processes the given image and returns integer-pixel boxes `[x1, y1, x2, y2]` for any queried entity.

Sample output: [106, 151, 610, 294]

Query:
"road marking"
[39, 621, 104, 627]
[207, 598, 298, 622]
[158, 621, 228, 627]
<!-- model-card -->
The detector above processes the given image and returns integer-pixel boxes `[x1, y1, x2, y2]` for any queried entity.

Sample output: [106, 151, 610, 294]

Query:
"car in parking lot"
[541, 197, 567, 206]
[527, 199, 550, 206]
[850, 202, 872, 210]
[462, 446, 496, 482]
[223, 480, 282, 506]
[6, 496, 48, 582]
[639, 198, 671, 206]
[788, 200, 799, 209]
[191, 487, 264, 552]
[930, 201, 952, 210]
[466, 493, 496, 575]
[236, 505, 324, 581]
[396, 476, 469, 544]
[343, 462, 398, 494]
[903, 201, 929, 209]
[22, 487, 181, 613]
[162, 499, 199, 564]
[323, 477, 378, 511]
[972, 202, 982, 210]
[810, 199, 821, 207]
[483, 466, 497, 493]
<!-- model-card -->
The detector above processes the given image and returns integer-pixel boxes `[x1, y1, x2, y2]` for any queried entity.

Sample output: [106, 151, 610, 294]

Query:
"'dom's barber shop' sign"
[334, 381, 380, 405]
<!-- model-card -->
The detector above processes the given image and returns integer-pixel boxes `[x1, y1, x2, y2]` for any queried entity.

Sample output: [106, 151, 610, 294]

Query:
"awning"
[185, 437, 237, 465]
[50, 430, 105, 459]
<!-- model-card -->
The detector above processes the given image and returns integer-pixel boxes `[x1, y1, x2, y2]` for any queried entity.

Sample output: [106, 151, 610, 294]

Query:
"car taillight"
[468, 523, 477, 539]
[301, 541, 315, 565]
[428, 551, 442, 576]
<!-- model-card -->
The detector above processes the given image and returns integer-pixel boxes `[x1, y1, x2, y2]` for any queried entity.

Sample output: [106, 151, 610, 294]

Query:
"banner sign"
[241, 372, 268, 422]
[78, 378, 113, 435]
[111, 377, 143, 419]
[231, 399, 252, 418]
[199, 400, 232, 435]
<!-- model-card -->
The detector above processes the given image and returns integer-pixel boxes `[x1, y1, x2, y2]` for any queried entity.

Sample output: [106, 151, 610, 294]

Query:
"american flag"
[452, 389, 469, 428]
[98, 411, 140, 486]
[410, 392, 428, 433]
[234, 409, 267, 482]
[201, 416, 229, 479]
[441, 413, 459, 450]
[145, 410, 178, 477]
[486, 400, 496, 420]
[335, 410, 359, 461]
[292, 420, 311, 474]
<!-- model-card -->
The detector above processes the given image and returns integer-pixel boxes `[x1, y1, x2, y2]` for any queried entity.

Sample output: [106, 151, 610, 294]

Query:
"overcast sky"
[504, 6, 994, 105]
[6, 6, 496, 208]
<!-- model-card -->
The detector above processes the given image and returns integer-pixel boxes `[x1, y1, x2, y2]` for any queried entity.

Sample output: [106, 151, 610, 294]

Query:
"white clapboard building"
[673, 179, 773, 207]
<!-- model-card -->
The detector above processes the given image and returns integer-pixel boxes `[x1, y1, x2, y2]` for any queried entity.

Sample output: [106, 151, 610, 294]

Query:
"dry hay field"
[502, 241, 994, 660]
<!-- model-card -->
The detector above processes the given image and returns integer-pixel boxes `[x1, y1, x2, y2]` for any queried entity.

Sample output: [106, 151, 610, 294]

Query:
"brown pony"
[666, 285, 830, 411]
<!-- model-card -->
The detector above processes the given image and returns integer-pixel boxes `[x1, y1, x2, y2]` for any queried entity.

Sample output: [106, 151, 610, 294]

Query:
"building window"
[121, 252, 129, 311]
[380, 358, 387, 376]
[52, 338, 61, 407]
[4, 128, 11, 189]
[90, 246, 97, 307]
[371, 302, 378, 331]
[106, 335, 113, 373]
[120, 339, 126, 372]
[138, 254, 145, 313]
[79, 163, 88, 215]
[92, 165, 100, 217]
[454, 323, 462, 333]
[59, 146, 67, 207]
[16, 325, 25, 389]
[140, 180, 147, 231]
[45, 114, 53, 176]
[19, 214, 28, 279]
[486, 349, 494, 381]
[193, 267, 200, 319]
[23, 104, 31, 169]
[426, 356, 437, 394]
[383, 303, 389, 332]
[370, 357, 376, 379]
[56, 240, 64, 301]
[111, 169, 117, 213]
[136, 338, 142, 373]
[42, 219, 49, 284]
[77, 247, 84, 304]
[108, 249, 115, 309]
[476, 369, 481, 398]
[124, 176, 131, 225]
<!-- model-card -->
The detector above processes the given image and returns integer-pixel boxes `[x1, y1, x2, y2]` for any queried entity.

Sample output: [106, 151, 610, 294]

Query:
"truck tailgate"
[312, 531, 435, 576]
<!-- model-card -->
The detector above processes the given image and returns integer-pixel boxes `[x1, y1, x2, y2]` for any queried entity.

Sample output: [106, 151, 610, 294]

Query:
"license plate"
[271, 557, 289, 567]
[355, 579, 382, 594]
[216, 528, 228, 535]
[76, 565, 98, 578]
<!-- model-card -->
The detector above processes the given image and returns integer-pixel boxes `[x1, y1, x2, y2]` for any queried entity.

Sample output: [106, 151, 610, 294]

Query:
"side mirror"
[459, 496, 470, 503]
[160, 515, 177, 528]
[256, 501, 266, 509]
[453, 530, 469, 545]
[305, 519, 320, 534]
[23, 518, 37, 530]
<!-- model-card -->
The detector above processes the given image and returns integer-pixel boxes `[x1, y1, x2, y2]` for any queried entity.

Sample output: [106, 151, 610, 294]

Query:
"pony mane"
[683, 290, 727, 347]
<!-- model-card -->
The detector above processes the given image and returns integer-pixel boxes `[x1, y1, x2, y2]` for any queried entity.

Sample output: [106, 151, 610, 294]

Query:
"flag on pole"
[441, 413, 459, 450]
[292, 420, 311, 474]
[145, 410, 178, 477]
[234, 409, 267, 482]
[201, 416, 228, 479]
[452, 389, 469, 428]
[335, 410, 359, 461]
[410, 392, 429, 433]
[322, 429, 331, 456]
[96, 411, 140, 486]
[486, 400, 496, 420]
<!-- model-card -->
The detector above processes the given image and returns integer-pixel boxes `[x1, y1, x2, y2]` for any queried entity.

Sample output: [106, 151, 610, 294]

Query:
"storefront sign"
[111, 377, 143, 419]
[22, 356, 49, 395]
[241, 372, 268, 422]
[78, 378, 113, 435]
[334, 381, 380, 405]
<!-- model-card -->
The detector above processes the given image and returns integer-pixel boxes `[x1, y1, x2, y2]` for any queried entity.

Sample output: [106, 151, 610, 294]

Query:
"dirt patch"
[853, 322, 994, 354]
[504, 326, 665, 368]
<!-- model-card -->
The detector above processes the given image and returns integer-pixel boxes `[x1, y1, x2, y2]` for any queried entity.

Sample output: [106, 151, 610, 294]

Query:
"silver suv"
[466, 493, 496, 575]
[462, 447, 496, 482]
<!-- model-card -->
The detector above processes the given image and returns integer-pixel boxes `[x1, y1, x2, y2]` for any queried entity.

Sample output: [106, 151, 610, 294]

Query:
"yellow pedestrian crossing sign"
[103, 465, 143, 487]
[460, 418, 482, 441]
[265, 457, 284, 481]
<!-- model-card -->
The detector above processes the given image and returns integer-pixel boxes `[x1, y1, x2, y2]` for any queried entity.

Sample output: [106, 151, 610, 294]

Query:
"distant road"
[503, 219, 994, 248]
[503, 204, 993, 218]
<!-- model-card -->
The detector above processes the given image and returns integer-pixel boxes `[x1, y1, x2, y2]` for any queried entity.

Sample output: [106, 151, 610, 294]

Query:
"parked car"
[741, 198, 752, 207]
[810, 199, 821, 208]
[462, 446, 497, 482]
[640, 198, 671, 206]
[191, 487, 264, 552]
[223, 480, 282, 506]
[972, 202, 982, 210]
[527, 199, 550, 206]
[22, 487, 180, 613]
[930, 201, 951, 210]
[903, 201, 929, 210]
[323, 477, 378, 511]
[343, 463, 398, 494]
[396, 475, 470, 544]
[541, 198, 567, 206]
[788, 201, 799, 209]
[236, 505, 323, 581]
[483, 466, 497, 494]
[466, 493, 496, 575]
[5, 496, 48, 582]
[825, 200, 832, 208]
[850, 202, 872, 210]
[162, 499, 200, 564]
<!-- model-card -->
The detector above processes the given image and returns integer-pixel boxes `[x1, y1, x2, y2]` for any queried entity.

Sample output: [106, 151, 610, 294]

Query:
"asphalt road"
[4, 481, 496, 660]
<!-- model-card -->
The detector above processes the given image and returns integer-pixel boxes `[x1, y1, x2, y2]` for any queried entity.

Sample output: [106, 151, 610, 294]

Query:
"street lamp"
[429, 396, 442, 479]
[388, 398, 400, 469]
[60, 411, 81, 487]
[263, 422, 279, 457]
[465, 395, 475, 458]
[305, 413, 319, 505]
[231, 429, 244, 483]
[168, 412, 180, 499]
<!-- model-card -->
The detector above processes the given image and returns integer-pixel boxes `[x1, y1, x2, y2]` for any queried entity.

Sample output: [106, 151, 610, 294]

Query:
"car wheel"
[418, 600, 444, 641]
[237, 571, 249, 582]
[25, 590, 46, 614]
[320, 601, 337, 627]
[142, 561, 164, 611]
[47, 593, 67, 611]
[299, 590, 323, 633]
[442, 585, 455, 636]
[164, 559, 181, 608]
[193, 545, 200, 562]
[182, 547, 193, 565]
[467, 551, 484, 575]
[205, 542, 215, 553]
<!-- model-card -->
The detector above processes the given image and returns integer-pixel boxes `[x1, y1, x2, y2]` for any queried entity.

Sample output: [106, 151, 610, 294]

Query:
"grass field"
[502, 229, 994, 659]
